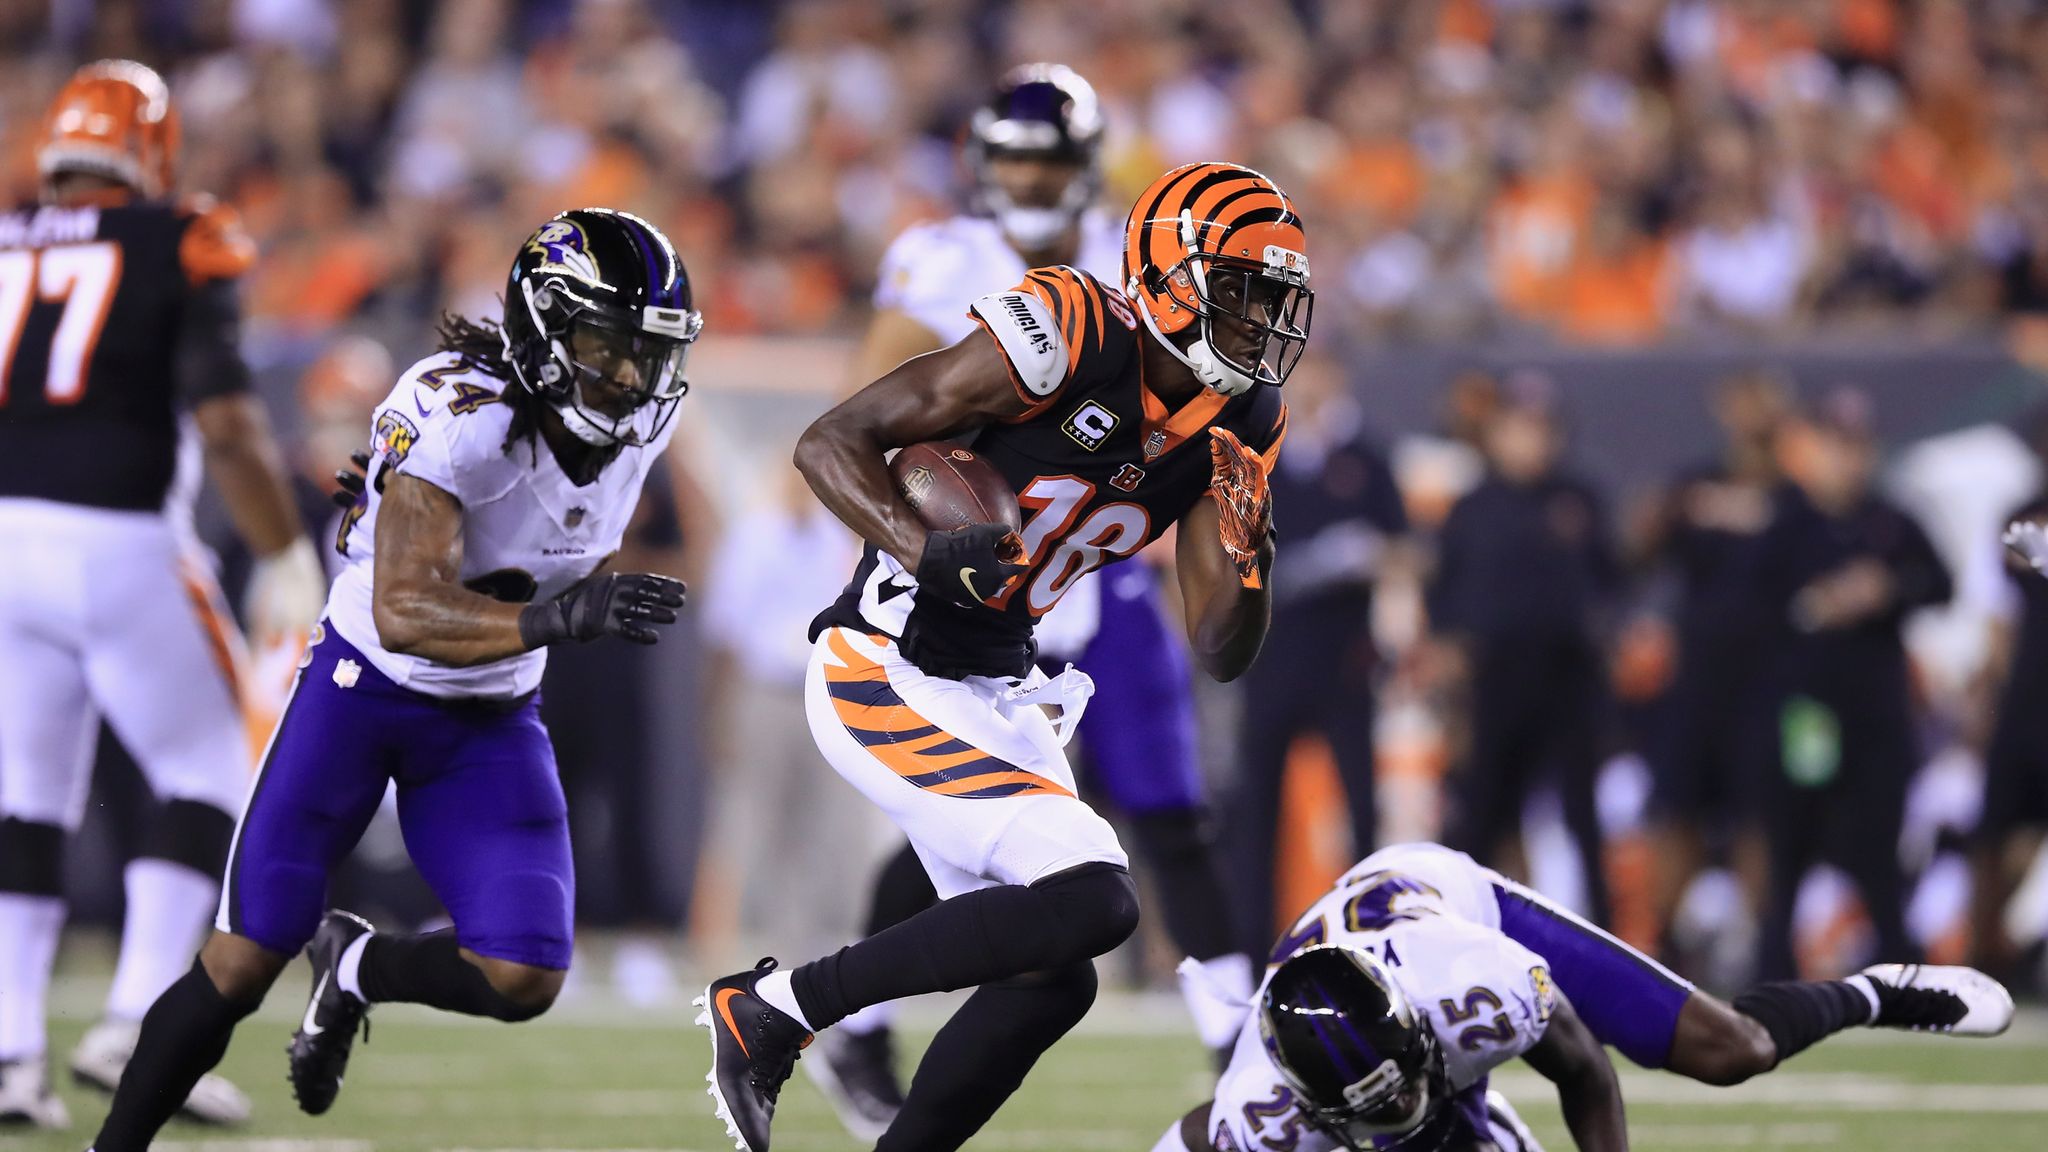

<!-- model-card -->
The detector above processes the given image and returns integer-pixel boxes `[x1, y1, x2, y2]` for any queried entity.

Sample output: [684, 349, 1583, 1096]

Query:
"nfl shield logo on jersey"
[565, 506, 585, 528]
[1142, 429, 1167, 460]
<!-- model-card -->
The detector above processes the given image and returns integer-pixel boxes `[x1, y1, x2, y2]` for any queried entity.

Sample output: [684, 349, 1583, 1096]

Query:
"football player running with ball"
[1157, 842, 2014, 1152]
[699, 162, 1310, 1152]
[87, 208, 698, 1152]
[813, 64, 1259, 1136]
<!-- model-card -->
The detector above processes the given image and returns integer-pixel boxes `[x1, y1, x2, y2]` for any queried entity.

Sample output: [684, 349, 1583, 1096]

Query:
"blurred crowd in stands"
[9, 0, 2048, 358]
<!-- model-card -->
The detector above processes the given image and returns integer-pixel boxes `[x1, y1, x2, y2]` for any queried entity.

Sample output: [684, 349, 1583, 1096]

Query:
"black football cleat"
[695, 959, 812, 1152]
[287, 910, 375, 1115]
[802, 1025, 904, 1142]
[1861, 964, 2014, 1036]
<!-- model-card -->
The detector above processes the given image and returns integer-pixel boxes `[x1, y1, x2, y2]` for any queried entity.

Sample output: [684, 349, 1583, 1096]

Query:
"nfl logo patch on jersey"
[1143, 429, 1167, 460]
[1063, 401, 1120, 451]
[565, 506, 585, 528]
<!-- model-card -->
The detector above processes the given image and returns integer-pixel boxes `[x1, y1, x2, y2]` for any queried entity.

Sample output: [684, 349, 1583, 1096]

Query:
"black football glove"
[916, 524, 1029, 608]
[517, 572, 687, 648]
[331, 450, 371, 509]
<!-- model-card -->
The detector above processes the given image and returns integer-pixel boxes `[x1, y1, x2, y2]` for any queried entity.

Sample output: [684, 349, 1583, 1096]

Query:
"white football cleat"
[1859, 964, 2015, 1037]
[71, 1019, 252, 1125]
[0, 1058, 70, 1128]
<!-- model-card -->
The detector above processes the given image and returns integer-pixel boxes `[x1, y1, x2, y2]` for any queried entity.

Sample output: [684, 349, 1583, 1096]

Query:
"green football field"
[11, 953, 2047, 1152]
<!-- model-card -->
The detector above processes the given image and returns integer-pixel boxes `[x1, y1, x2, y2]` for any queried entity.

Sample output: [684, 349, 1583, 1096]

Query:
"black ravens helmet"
[965, 63, 1105, 252]
[501, 207, 702, 447]
[1258, 945, 1449, 1151]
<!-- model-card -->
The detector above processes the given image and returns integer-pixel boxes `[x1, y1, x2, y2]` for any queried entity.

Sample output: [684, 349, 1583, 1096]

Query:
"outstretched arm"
[1522, 991, 1628, 1152]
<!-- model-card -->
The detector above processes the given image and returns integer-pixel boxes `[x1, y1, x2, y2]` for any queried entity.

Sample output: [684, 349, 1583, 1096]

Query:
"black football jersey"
[0, 197, 254, 512]
[817, 265, 1289, 678]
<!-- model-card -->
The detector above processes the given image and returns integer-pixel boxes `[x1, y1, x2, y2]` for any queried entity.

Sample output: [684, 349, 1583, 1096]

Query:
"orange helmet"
[1123, 162, 1313, 395]
[37, 60, 179, 198]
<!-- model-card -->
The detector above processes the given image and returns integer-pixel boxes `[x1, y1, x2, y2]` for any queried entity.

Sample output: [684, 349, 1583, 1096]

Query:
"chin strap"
[1130, 276, 1256, 397]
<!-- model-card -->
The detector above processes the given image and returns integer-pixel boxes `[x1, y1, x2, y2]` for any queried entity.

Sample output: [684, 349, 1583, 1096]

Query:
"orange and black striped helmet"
[37, 60, 179, 198]
[1123, 162, 1312, 396]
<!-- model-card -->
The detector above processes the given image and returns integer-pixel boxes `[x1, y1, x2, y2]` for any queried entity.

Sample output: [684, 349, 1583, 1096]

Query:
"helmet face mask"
[502, 209, 702, 449]
[968, 64, 1104, 252]
[1167, 248, 1313, 394]
[1258, 945, 1446, 1152]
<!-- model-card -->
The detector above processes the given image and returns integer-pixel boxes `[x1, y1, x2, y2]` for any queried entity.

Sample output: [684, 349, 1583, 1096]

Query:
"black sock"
[93, 959, 261, 1152]
[1128, 809, 1238, 961]
[791, 863, 1138, 1030]
[876, 962, 1098, 1152]
[865, 841, 938, 938]
[1732, 980, 1874, 1066]
[355, 930, 545, 1022]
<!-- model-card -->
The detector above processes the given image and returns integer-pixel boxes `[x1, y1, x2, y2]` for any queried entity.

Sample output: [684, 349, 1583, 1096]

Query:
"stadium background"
[9, 0, 2048, 1148]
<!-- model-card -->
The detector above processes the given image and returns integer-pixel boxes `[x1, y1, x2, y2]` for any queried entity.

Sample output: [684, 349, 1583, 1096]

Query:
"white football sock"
[1844, 973, 1882, 1024]
[0, 893, 66, 1060]
[835, 998, 899, 1036]
[337, 932, 371, 1000]
[104, 859, 218, 1021]
[752, 970, 814, 1032]
[1179, 952, 1257, 1050]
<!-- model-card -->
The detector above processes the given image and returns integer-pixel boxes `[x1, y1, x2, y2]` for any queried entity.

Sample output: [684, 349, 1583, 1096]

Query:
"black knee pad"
[1031, 863, 1141, 961]
[0, 818, 65, 897]
[138, 800, 235, 880]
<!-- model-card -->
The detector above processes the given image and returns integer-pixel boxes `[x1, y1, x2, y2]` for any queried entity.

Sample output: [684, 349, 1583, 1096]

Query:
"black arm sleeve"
[175, 278, 252, 405]
[1883, 503, 1954, 618]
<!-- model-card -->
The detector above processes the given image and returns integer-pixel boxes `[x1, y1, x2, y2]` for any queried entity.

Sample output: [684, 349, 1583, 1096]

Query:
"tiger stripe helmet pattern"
[1123, 162, 1313, 396]
[37, 60, 180, 198]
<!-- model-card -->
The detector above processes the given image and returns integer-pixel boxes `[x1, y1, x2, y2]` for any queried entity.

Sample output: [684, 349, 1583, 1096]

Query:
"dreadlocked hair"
[433, 311, 543, 461]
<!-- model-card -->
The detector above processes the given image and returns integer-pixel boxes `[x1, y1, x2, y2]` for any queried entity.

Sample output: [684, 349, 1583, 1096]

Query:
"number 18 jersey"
[815, 265, 1288, 678]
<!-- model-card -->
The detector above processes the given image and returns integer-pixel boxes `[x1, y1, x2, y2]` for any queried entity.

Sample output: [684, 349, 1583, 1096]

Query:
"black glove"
[916, 523, 1028, 608]
[517, 572, 687, 647]
[331, 450, 371, 509]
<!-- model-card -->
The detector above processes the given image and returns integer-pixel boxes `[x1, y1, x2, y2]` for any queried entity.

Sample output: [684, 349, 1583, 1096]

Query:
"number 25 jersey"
[0, 198, 255, 514]
[816, 265, 1288, 677]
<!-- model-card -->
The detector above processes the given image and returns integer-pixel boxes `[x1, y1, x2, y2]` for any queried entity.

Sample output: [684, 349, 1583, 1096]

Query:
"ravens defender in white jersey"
[699, 160, 1309, 1152]
[1158, 843, 2015, 1152]
[87, 208, 696, 1152]
[0, 61, 326, 1128]
[812, 67, 1256, 1138]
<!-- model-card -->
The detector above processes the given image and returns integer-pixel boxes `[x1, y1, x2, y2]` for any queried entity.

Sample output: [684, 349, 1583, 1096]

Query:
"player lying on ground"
[697, 161, 1312, 1152]
[1156, 842, 2014, 1152]
[85, 208, 698, 1152]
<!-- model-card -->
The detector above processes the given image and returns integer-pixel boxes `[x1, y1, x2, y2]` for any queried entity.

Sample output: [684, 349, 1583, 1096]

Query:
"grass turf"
[8, 959, 2046, 1152]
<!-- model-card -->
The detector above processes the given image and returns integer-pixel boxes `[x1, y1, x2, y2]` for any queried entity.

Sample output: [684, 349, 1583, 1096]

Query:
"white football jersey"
[323, 353, 676, 699]
[871, 209, 1123, 659]
[872, 210, 1124, 346]
[1207, 845, 1558, 1152]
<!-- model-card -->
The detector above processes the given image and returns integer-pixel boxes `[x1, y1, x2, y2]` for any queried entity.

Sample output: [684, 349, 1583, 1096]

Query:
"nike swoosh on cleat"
[715, 988, 752, 1059]
[959, 567, 981, 600]
[301, 973, 329, 1037]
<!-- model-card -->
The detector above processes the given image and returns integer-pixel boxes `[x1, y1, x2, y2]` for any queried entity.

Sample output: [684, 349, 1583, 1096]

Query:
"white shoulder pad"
[970, 289, 1067, 398]
[375, 354, 521, 506]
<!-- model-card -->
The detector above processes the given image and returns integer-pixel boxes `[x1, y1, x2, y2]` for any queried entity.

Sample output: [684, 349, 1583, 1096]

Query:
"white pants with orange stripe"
[0, 500, 250, 829]
[807, 627, 1127, 900]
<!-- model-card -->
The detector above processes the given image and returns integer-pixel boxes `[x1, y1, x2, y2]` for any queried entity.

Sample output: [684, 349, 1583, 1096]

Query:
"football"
[890, 442, 1023, 543]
